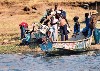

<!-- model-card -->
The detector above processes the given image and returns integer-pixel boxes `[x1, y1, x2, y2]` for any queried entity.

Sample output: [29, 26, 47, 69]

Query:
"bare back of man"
[59, 18, 66, 26]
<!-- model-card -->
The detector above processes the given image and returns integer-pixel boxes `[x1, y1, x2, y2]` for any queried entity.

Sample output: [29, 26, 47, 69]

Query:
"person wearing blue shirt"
[21, 29, 34, 45]
[73, 16, 80, 34]
[21, 30, 31, 45]
[82, 13, 90, 37]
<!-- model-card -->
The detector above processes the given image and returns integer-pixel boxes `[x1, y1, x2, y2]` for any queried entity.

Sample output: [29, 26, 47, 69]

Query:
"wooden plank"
[52, 38, 90, 43]
[53, 41, 76, 43]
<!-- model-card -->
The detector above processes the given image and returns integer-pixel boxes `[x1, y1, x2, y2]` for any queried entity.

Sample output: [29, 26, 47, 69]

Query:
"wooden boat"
[31, 24, 92, 52]
[38, 32, 92, 52]
[53, 38, 92, 52]
[52, 32, 92, 51]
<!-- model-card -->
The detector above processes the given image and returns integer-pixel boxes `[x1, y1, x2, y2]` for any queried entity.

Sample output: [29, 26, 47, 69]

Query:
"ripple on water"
[0, 51, 100, 71]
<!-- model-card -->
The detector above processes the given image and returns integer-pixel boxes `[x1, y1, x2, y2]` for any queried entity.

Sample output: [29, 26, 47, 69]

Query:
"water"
[0, 50, 100, 71]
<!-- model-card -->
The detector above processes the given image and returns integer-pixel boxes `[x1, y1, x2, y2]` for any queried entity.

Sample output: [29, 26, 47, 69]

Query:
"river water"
[0, 50, 100, 71]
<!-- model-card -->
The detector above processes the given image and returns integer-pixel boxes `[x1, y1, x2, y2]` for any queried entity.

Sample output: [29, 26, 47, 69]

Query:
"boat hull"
[53, 36, 92, 51]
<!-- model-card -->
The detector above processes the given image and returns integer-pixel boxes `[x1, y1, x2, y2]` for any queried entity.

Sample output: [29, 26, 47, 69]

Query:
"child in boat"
[73, 16, 80, 35]
[82, 13, 90, 37]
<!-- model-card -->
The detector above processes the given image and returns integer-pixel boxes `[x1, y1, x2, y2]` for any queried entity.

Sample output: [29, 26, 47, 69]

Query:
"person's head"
[73, 16, 79, 22]
[91, 13, 97, 24]
[61, 15, 65, 19]
[85, 13, 89, 18]
[46, 9, 51, 16]
[59, 7, 63, 11]
[25, 30, 29, 34]
[90, 10, 98, 17]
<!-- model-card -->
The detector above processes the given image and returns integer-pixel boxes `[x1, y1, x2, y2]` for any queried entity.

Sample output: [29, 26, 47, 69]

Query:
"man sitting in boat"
[49, 11, 59, 41]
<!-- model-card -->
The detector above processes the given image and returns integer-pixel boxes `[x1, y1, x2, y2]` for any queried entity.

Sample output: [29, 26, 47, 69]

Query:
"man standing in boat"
[87, 11, 98, 38]
[59, 14, 69, 41]
[82, 13, 90, 37]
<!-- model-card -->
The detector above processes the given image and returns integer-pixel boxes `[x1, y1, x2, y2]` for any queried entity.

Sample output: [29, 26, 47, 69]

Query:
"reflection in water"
[0, 50, 100, 71]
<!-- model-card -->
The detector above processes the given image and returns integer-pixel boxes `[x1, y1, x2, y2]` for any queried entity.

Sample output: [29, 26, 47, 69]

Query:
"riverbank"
[0, 45, 43, 54]
[0, 39, 100, 54]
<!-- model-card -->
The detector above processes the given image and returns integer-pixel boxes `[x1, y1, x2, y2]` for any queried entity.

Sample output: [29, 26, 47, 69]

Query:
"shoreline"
[0, 41, 100, 54]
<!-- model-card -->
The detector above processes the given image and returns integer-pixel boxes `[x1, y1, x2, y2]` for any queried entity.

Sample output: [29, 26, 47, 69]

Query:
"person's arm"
[43, 14, 54, 23]
[30, 30, 34, 34]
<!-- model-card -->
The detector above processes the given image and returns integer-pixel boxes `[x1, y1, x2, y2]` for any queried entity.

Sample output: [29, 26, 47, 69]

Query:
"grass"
[0, 42, 41, 54]
[0, 45, 20, 54]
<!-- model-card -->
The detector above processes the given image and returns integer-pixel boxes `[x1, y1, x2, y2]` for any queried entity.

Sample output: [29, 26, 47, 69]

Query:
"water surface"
[0, 50, 100, 71]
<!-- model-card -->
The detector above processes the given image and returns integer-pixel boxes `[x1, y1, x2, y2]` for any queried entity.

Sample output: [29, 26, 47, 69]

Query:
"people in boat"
[82, 13, 90, 37]
[87, 11, 98, 38]
[19, 22, 28, 39]
[59, 14, 69, 41]
[46, 6, 59, 41]
[73, 16, 80, 35]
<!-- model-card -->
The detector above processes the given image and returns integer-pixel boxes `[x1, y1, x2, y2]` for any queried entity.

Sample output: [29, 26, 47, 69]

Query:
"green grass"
[0, 45, 20, 54]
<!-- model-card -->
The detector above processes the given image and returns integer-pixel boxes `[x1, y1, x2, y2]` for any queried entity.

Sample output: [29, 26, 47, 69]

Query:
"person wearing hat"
[73, 16, 80, 35]
[19, 22, 28, 39]
[87, 11, 98, 38]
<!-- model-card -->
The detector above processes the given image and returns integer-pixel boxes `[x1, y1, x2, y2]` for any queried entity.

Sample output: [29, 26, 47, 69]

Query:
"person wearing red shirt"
[19, 22, 28, 39]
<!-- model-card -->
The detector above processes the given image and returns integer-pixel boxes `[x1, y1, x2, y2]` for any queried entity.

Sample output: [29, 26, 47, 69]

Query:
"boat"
[38, 32, 92, 52]
[30, 24, 92, 52]
[53, 36, 92, 51]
